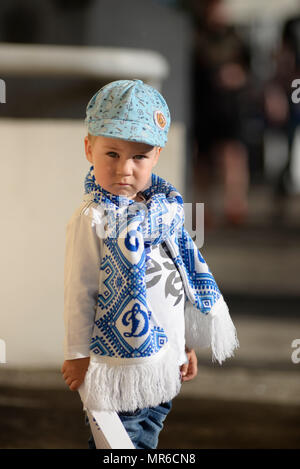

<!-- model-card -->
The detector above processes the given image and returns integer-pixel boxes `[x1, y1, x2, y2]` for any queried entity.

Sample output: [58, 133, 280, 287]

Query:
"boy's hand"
[180, 348, 197, 383]
[61, 357, 90, 391]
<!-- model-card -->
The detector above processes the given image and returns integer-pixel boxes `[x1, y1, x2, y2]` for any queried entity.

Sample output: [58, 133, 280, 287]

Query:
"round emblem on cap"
[154, 110, 167, 129]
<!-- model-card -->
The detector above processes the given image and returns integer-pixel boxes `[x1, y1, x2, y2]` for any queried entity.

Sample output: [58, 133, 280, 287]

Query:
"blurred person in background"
[263, 8, 300, 219]
[190, 0, 251, 228]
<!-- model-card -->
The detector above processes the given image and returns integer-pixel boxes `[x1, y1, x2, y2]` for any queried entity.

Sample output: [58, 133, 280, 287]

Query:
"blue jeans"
[86, 400, 172, 449]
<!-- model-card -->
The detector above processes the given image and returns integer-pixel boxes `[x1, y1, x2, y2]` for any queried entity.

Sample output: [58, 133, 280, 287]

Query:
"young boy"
[62, 79, 238, 449]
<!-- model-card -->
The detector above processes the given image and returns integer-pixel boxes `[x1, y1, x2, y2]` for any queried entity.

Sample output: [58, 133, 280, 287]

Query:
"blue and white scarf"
[79, 166, 239, 413]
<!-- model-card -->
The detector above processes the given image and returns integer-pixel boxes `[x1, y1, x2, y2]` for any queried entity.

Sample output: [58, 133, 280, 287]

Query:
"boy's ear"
[84, 136, 93, 163]
[153, 147, 162, 167]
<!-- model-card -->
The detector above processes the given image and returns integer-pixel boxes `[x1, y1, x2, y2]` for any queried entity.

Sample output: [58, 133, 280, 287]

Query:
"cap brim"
[86, 118, 168, 147]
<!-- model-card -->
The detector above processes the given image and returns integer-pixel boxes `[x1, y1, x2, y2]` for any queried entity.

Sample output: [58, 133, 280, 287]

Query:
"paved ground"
[1, 385, 300, 449]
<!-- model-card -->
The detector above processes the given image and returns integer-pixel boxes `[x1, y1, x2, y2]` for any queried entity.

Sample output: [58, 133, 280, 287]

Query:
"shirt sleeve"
[63, 209, 101, 359]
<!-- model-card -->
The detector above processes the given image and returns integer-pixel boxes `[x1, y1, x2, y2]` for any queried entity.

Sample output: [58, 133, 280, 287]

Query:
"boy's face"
[84, 135, 162, 200]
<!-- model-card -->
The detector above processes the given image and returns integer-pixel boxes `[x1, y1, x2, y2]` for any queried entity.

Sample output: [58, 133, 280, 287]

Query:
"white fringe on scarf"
[79, 296, 238, 412]
[79, 343, 182, 413]
[184, 295, 239, 364]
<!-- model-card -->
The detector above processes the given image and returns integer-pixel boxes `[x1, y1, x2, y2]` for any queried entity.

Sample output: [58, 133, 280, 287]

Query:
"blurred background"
[0, 0, 300, 449]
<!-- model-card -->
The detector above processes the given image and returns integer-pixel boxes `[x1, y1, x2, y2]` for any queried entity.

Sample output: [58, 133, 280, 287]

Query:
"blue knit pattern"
[84, 166, 221, 359]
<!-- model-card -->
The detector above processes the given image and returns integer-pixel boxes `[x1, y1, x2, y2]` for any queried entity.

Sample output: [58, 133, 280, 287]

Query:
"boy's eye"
[106, 152, 147, 160]
[133, 155, 146, 160]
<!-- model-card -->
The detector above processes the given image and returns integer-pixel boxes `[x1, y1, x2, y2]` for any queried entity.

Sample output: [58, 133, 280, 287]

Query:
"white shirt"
[64, 201, 188, 366]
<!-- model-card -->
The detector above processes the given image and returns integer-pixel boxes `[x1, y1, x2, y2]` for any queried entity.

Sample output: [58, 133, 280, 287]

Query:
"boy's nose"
[115, 159, 133, 176]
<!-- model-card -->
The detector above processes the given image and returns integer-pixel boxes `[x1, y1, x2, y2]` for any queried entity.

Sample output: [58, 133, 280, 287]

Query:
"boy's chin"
[108, 187, 137, 199]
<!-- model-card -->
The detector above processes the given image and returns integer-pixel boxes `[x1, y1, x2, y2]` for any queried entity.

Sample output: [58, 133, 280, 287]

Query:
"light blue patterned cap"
[85, 79, 171, 147]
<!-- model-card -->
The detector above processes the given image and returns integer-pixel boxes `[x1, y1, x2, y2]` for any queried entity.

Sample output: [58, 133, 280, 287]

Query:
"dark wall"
[0, 0, 192, 126]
